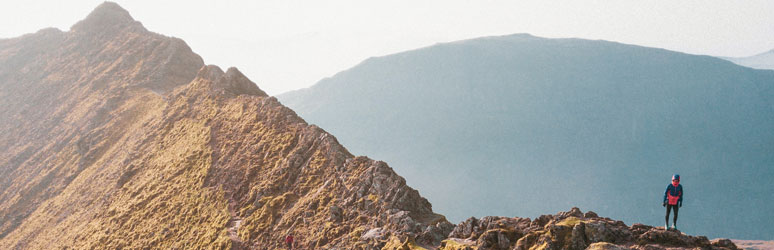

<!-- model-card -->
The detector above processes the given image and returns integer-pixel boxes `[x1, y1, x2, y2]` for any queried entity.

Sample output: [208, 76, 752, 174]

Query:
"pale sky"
[2, 0, 773, 95]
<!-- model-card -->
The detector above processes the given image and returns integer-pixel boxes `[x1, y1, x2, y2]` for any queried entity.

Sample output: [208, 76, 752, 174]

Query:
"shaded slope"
[0, 3, 448, 249]
[278, 34, 774, 239]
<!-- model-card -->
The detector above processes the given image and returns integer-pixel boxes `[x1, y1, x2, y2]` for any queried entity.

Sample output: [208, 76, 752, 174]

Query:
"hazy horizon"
[0, 0, 774, 95]
[2, 1, 773, 95]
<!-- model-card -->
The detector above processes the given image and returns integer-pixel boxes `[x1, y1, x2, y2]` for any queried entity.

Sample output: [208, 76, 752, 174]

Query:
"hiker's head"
[672, 174, 680, 183]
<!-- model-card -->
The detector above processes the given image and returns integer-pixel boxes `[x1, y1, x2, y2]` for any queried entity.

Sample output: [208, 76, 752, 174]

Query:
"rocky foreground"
[0, 2, 746, 250]
[421, 207, 740, 250]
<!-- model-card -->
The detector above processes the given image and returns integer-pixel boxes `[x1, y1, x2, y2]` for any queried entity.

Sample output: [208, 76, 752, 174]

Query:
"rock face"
[0, 2, 447, 249]
[440, 207, 739, 250]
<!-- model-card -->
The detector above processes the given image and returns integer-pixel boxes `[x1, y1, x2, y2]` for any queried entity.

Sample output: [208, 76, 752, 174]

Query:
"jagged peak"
[192, 65, 267, 97]
[71, 2, 139, 33]
[223, 67, 268, 96]
[195, 64, 225, 80]
[224, 67, 248, 80]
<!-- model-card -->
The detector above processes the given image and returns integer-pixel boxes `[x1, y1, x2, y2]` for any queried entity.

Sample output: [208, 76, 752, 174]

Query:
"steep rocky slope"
[0, 3, 448, 249]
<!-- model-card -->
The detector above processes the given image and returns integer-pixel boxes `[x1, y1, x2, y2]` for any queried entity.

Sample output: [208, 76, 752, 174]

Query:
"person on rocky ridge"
[284, 233, 294, 250]
[663, 174, 683, 230]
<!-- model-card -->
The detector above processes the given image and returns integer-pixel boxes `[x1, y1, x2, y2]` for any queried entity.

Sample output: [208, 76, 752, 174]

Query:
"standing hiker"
[284, 233, 294, 249]
[663, 174, 683, 230]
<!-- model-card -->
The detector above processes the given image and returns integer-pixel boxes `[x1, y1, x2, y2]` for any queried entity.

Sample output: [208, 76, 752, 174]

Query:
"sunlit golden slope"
[0, 2, 447, 249]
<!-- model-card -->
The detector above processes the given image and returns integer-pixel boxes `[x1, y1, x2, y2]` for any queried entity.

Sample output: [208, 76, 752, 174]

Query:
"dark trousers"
[665, 204, 679, 225]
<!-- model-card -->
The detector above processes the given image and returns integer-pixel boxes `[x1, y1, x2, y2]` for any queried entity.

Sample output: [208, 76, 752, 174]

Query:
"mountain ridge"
[0, 2, 451, 249]
[0, 2, 754, 249]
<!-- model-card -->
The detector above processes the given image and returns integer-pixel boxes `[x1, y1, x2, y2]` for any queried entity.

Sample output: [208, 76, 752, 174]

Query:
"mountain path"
[227, 200, 244, 250]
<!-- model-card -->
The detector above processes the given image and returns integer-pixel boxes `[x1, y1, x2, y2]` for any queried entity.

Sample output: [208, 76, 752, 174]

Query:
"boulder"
[635, 228, 711, 248]
[584, 220, 632, 244]
[555, 207, 584, 220]
[567, 223, 588, 250]
[711, 238, 739, 250]
[439, 238, 476, 250]
[361, 227, 386, 241]
[586, 242, 630, 250]
[475, 229, 519, 250]
[329, 205, 343, 223]
[629, 223, 653, 236]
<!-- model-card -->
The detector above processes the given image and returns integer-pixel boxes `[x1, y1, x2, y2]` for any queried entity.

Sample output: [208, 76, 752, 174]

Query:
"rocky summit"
[438, 207, 739, 250]
[0, 2, 743, 250]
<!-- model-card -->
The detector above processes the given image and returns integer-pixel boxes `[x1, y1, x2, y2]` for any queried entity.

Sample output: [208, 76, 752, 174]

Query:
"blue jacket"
[663, 184, 683, 206]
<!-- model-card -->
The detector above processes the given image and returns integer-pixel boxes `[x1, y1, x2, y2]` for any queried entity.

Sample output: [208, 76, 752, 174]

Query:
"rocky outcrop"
[440, 207, 738, 250]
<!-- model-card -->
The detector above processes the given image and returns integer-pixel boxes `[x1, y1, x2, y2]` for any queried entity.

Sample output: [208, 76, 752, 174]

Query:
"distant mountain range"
[278, 34, 774, 240]
[722, 49, 774, 70]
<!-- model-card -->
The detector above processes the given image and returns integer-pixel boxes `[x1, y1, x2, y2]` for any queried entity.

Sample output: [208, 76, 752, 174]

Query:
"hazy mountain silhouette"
[279, 34, 774, 240]
[722, 49, 774, 70]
